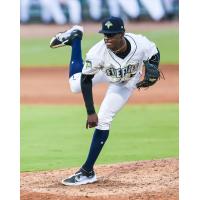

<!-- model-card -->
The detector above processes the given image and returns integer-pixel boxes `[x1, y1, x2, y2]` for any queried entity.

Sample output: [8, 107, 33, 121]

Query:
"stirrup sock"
[82, 129, 109, 172]
[69, 38, 83, 78]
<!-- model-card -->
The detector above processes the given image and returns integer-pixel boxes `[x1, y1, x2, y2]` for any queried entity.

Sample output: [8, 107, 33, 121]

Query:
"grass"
[20, 104, 178, 172]
[20, 29, 179, 67]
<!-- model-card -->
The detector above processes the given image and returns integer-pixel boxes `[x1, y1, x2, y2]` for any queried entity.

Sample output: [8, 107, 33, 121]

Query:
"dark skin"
[86, 32, 128, 129]
[104, 32, 127, 53]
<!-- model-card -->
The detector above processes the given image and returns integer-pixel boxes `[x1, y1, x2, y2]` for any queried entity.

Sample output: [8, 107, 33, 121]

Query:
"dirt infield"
[21, 158, 178, 200]
[20, 64, 178, 105]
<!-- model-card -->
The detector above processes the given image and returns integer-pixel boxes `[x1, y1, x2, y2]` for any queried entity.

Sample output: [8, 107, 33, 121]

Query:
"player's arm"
[81, 74, 95, 115]
[81, 43, 103, 128]
[81, 74, 98, 129]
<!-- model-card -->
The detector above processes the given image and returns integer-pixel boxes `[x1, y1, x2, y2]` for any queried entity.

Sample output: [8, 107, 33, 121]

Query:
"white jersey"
[82, 33, 158, 83]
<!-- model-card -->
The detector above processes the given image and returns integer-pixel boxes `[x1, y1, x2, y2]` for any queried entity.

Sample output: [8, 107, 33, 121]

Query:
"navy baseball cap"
[99, 16, 125, 34]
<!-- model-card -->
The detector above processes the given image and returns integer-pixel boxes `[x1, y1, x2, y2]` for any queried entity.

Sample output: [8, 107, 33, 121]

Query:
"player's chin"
[106, 43, 114, 50]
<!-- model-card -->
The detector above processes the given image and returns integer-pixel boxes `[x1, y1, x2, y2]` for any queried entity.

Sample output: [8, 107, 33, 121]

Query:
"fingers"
[86, 113, 98, 129]
[88, 122, 98, 128]
[86, 120, 97, 129]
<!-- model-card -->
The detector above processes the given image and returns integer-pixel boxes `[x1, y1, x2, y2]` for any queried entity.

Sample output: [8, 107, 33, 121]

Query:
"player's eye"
[104, 33, 117, 38]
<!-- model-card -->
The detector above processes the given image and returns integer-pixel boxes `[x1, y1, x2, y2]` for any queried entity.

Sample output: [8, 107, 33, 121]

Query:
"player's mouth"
[105, 42, 112, 47]
[105, 40, 113, 48]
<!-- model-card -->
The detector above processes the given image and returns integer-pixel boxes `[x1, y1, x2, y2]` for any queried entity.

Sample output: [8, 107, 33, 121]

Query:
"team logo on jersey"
[105, 21, 113, 29]
[106, 63, 139, 79]
[85, 60, 92, 68]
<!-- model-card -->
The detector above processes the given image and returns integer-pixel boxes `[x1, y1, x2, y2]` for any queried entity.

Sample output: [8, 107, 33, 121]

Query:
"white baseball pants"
[69, 71, 141, 130]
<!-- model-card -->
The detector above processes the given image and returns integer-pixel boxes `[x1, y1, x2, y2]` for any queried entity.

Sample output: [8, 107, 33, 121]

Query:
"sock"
[69, 38, 83, 78]
[82, 129, 109, 172]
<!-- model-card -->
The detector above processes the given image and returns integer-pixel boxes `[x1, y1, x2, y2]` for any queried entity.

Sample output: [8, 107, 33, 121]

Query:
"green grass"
[20, 104, 178, 172]
[20, 29, 178, 67]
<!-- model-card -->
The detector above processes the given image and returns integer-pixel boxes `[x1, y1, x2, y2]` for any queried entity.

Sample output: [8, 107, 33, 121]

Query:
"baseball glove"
[136, 60, 160, 89]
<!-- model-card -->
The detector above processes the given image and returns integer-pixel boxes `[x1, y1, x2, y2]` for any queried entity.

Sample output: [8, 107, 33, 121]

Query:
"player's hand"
[86, 113, 98, 129]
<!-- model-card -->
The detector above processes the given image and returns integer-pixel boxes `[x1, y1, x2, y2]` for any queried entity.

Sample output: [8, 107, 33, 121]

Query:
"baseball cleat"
[61, 168, 97, 186]
[50, 25, 83, 48]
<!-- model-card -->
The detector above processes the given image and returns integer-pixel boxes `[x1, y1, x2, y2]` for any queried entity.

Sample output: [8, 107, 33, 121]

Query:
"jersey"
[82, 33, 158, 83]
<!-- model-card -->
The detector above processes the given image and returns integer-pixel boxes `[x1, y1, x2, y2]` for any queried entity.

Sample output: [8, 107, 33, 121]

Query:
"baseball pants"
[69, 71, 141, 130]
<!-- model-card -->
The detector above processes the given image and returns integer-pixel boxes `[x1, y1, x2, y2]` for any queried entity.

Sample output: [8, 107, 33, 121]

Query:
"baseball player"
[50, 16, 161, 186]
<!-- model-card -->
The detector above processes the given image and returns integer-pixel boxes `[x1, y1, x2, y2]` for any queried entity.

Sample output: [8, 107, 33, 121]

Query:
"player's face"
[104, 33, 124, 51]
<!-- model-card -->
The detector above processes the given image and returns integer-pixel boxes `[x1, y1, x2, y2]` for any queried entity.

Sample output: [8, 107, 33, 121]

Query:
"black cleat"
[50, 25, 83, 48]
[61, 168, 97, 186]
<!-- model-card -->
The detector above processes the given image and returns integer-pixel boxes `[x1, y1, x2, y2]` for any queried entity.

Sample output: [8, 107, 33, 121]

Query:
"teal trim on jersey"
[20, 29, 178, 67]
[20, 104, 178, 172]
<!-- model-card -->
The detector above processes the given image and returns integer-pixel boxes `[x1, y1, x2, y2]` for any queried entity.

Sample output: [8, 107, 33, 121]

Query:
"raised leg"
[50, 26, 109, 93]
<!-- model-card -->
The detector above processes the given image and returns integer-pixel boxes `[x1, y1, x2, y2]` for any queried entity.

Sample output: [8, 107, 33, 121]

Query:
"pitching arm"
[81, 74, 98, 128]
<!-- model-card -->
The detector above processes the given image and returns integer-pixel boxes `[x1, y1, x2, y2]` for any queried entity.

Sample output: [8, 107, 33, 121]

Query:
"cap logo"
[105, 21, 113, 29]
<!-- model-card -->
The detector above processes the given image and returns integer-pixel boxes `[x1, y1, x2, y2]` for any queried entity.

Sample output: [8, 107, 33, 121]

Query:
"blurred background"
[20, 0, 179, 25]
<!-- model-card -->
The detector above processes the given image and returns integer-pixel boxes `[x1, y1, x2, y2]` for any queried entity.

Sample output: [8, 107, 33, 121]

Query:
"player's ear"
[120, 32, 125, 38]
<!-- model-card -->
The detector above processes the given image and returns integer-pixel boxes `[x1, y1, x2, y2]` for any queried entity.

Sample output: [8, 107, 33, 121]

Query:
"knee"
[69, 73, 81, 93]
[69, 82, 81, 93]
[96, 117, 112, 130]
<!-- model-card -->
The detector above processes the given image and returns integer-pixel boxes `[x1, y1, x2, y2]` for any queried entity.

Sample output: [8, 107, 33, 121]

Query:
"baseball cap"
[99, 16, 125, 34]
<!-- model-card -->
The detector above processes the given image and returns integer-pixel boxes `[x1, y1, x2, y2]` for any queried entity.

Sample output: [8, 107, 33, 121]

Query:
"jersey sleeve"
[82, 40, 104, 75]
[82, 54, 101, 75]
[139, 35, 158, 61]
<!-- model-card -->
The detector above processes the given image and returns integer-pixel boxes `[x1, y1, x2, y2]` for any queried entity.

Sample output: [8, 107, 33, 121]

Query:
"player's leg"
[83, 74, 142, 172]
[50, 26, 84, 92]
[81, 74, 142, 175]
[62, 128, 109, 186]
[69, 70, 109, 93]
[80, 83, 136, 173]
[50, 26, 109, 94]
[61, 127, 108, 186]
[61, 73, 142, 186]
[80, 72, 137, 174]
[96, 72, 141, 130]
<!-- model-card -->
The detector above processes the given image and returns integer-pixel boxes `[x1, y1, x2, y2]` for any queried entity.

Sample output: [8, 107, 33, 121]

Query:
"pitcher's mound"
[21, 158, 178, 200]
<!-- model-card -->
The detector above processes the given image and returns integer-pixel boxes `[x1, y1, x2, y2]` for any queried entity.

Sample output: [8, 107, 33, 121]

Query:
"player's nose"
[104, 37, 112, 43]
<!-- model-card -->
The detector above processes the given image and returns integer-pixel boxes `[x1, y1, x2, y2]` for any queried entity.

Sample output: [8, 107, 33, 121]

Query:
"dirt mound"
[21, 158, 178, 200]
[20, 65, 179, 105]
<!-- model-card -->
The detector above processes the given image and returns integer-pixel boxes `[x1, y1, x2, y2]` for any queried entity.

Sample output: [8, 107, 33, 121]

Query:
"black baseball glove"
[136, 60, 160, 89]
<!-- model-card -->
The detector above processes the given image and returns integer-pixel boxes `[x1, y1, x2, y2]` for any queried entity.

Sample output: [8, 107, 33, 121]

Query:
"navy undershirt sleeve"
[81, 74, 95, 115]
